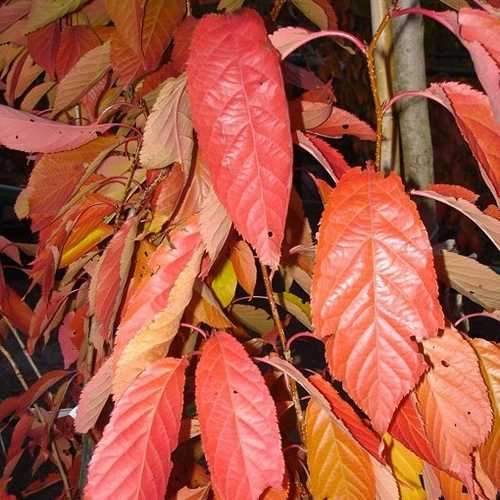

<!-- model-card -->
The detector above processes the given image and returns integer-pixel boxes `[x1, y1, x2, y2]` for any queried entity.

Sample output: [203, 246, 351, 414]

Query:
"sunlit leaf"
[229, 240, 257, 296]
[211, 258, 237, 308]
[25, 0, 84, 33]
[195, 332, 285, 499]
[418, 328, 493, 494]
[313, 168, 443, 433]
[187, 10, 293, 268]
[86, 358, 187, 499]
[306, 399, 375, 499]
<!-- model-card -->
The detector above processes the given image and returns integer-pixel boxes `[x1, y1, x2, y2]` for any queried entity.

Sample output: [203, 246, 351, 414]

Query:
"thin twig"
[259, 263, 306, 443]
[366, 11, 393, 170]
[4, 317, 41, 377]
[186, 0, 192, 16]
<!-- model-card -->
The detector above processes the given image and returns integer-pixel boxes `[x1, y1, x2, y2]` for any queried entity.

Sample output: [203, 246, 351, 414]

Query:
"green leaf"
[217, 0, 245, 12]
[274, 291, 312, 330]
[211, 258, 237, 308]
[25, 0, 85, 33]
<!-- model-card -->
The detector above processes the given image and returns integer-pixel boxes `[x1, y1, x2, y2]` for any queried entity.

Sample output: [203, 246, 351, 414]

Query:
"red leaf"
[55, 25, 101, 80]
[27, 22, 60, 80]
[187, 9, 293, 268]
[89, 216, 138, 347]
[85, 358, 187, 500]
[426, 183, 479, 204]
[425, 82, 500, 204]
[312, 168, 443, 433]
[311, 106, 376, 141]
[75, 356, 114, 433]
[296, 131, 350, 182]
[309, 374, 382, 460]
[413, 189, 500, 251]
[0, 104, 111, 153]
[196, 332, 285, 499]
[417, 328, 493, 494]
[459, 8, 500, 64]
[0, 370, 68, 422]
[171, 16, 199, 74]
[0, 265, 32, 335]
[58, 305, 87, 369]
[389, 393, 439, 467]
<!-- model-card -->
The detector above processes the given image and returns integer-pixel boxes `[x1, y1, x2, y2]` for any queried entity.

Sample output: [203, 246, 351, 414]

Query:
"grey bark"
[392, 0, 436, 232]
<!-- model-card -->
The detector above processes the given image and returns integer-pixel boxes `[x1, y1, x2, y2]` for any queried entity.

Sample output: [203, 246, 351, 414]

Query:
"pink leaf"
[0, 105, 111, 153]
[187, 9, 293, 268]
[196, 332, 285, 500]
[85, 358, 187, 500]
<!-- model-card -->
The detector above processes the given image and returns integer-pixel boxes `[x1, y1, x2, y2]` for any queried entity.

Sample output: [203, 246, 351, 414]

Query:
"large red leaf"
[195, 332, 285, 499]
[187, 9, 293, 268]
[417, 328, 493, 494]
[85, 357, 187, 500]
[312, 168, 443, 433]
[89, 216, 138, 348]
[0, 104, 111, 153]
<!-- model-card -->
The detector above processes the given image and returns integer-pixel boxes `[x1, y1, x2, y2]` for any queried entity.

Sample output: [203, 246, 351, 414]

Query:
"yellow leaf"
[217, 0, 245, 12]
[230, 304, 273, 336]
[185, 283, 232, 329]
[306, 399, 375, 499]
[113, 246, 203, 398]
[386, 436, 426, 500]
[274, 291, 311, 330]
[211, 258, 237, 308]
[60, 223, 113, 268]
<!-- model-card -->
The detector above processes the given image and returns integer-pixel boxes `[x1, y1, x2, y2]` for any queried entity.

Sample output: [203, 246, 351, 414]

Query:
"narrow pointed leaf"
[74, 356, 114, 433]
[312, 168, 443, 433]
[89, 216, 138, 346]
[229, 240, 257, 296]
[85, 358, 187, 500]
[187, 9, 293, 268]
[413, 189, 500, 251]
[196, 332, 285, 500]
[305, 399, 375, 499]
[140, 73, 194, 172]
[0, 104, 111, 153]
[417, 328, 493, 494]
[211, 258, 237, 308]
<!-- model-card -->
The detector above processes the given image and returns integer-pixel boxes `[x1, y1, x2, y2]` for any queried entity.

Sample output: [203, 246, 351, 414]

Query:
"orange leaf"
[305, 399, 375, 499]
[196, 332, 285, 499]
[417, 328, 493, 494]
[426, 183, 479, 203]
[229, 240, 257, 296]
[171, 16, 199, 74]
[86, 358, 187, 499]
[105, 0, 145, 60]
[312, 168, 443, 433]
[471, 338, 500, 490]
[187, 10, 293, 268]
[141, 0, 185, 72]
